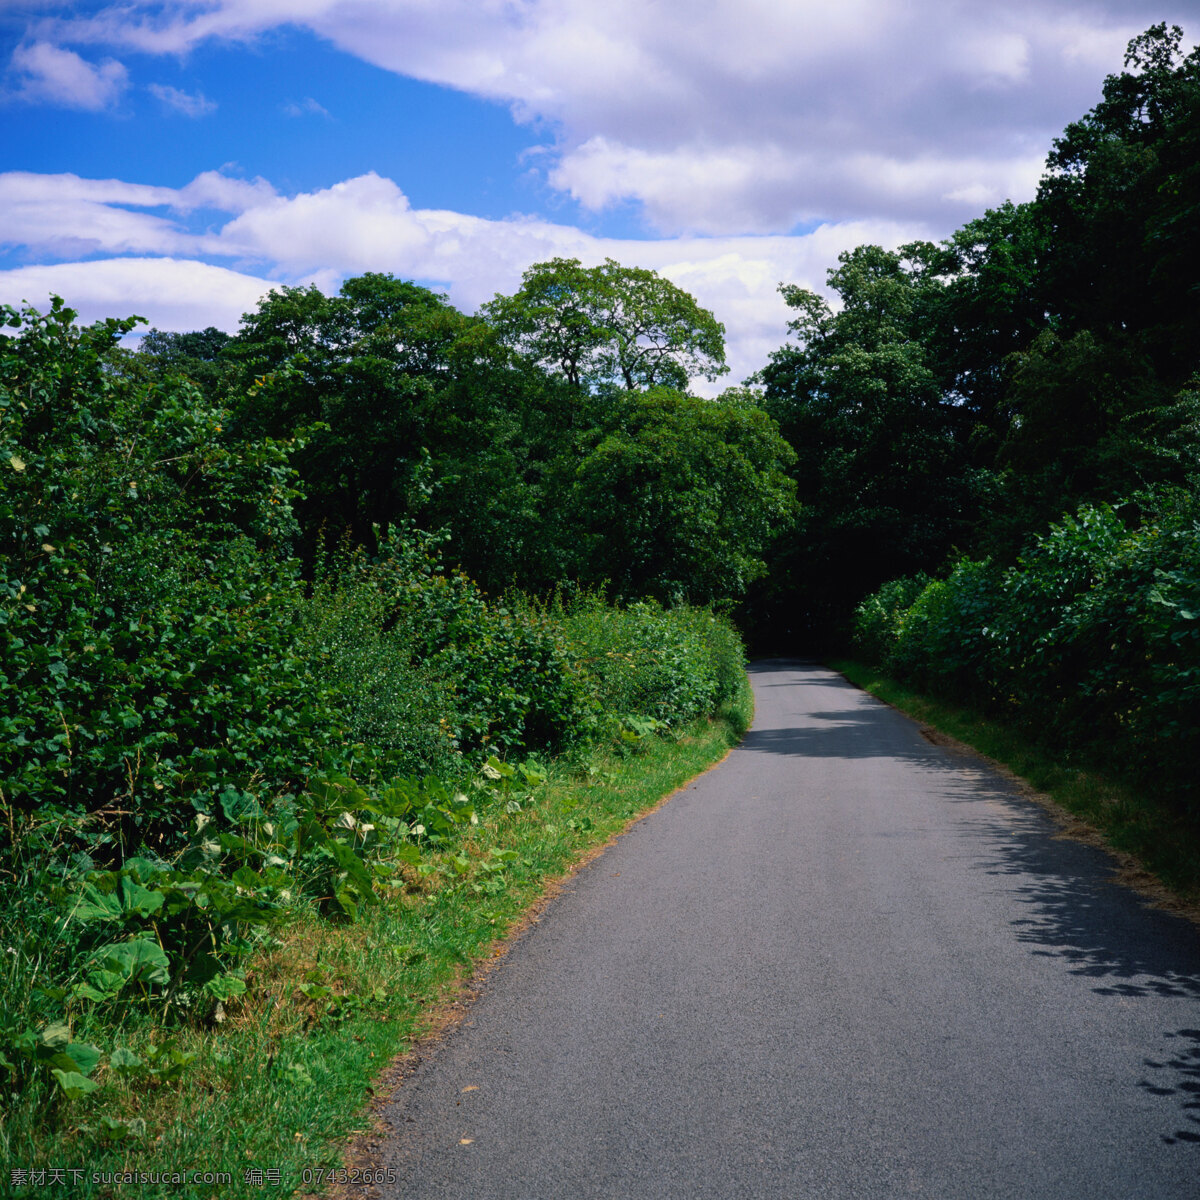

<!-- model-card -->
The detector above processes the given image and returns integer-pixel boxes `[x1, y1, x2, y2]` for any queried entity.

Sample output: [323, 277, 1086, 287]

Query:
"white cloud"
[175, 170, 278, 214]
[24, 0, 1197, 233]
[8, 40, 128, 110]
[0, 258, 277, 334]
[0, 172, 191, 258]
[0, 170, 278, 260]
[148, 82, 216, 116]
[0, 166, 930, 389]
[281, 96, 330, 118]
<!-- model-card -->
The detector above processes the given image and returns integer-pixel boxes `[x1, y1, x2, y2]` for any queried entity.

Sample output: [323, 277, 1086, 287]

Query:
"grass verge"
[5, 678, 752, 1200]
[831, 658, 1200, 909]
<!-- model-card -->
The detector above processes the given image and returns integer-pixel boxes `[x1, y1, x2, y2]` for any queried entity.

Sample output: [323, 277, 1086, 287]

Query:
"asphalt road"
[377, 661, 1200, 1199]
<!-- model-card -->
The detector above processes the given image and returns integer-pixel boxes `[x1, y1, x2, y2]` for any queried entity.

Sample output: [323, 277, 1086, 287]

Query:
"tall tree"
[1037, 23, 1200, 381]
[754, 245, 979, 643]
[481, 258, 728, 394]
[224, 274, 492, 558]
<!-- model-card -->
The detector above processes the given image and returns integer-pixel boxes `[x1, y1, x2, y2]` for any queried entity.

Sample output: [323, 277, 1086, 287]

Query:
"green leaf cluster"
[854, 487, 1200, 806]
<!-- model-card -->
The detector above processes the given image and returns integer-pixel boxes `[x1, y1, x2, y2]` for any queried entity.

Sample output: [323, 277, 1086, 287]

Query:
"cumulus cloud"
[23, 0, 1199, 232]
[7, 41, 128, 110]
[148, 82, 216, 116]
[0, 166, 929, 389]
[0, 170, 277, 260]
[0, 258, 278, 334]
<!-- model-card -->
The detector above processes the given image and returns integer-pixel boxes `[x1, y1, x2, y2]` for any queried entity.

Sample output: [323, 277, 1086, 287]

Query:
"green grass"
[830, 658, 1200, 903]
[3, 678, 752, 1199]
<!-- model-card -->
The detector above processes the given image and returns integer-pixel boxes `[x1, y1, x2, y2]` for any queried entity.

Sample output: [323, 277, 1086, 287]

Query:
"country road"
[374, 661, 1200, 1199]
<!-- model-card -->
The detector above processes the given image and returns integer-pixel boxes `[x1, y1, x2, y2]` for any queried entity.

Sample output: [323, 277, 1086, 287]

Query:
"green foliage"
[850, 573, 931, 665]
[298, 544, 463, 778]
[0, 299, 314, 857]
[481, 257, 728, 393]
[855, 488, 1200, 807]
[557, 595, 746, 730]
[225, 273, 491, 560]
[755, 245, 979, 644]
[346, 528, 595, 758]
[569, 387, 796, 605]
[0, 293, 749, 1135]
[137, 326, 232, 402]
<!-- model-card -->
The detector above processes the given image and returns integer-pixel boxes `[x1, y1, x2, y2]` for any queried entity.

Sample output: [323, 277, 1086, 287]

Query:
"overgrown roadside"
[4, 680, 751, 1199]
[832, 658, 1200, 919]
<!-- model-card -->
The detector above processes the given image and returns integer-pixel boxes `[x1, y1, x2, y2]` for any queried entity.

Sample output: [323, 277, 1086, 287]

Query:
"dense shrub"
[0, 299, 752, 1113]
[883, 558, 1004, 697]
[353, 530, 596, 757]
[854, 489, 1200, 804]
[0, 301, 323, 858]
[850, 573, 930, 665]
[558, 596, 745, 728]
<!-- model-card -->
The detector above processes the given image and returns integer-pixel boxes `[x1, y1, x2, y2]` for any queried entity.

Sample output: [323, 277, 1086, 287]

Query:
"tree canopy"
[481, 257, 728, 393]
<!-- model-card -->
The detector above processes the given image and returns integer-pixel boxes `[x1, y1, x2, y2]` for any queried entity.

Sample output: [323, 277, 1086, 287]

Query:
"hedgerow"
[0, 300, 748, 1128]
[854, 488, 1200, 806]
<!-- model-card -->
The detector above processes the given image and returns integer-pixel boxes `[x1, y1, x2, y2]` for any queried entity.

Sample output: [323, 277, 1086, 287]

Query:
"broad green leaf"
[51, 1069, 99, 1100]
[109, 1047, 143, 1075]
[94, 937, 171, 987]
[38, 1024, 72, 1052]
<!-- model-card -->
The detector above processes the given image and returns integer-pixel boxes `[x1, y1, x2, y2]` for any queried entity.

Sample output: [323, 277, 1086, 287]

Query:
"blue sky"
[1, 1, 1196, 386]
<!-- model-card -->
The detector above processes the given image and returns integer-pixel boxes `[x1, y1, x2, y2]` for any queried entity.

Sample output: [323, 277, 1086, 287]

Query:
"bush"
[883, 558, 1003, 699]
[0, 301, 324, 858]
[298, 551, 462, 780]
[851, 573, 930, 665]
[855, 489, 1200, 806]
[358, 530, 596, 758]
[559, 596, 746, 729]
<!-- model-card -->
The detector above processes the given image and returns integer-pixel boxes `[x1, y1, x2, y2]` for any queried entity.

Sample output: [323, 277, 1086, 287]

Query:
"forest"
[0, 21, 1197, 1189]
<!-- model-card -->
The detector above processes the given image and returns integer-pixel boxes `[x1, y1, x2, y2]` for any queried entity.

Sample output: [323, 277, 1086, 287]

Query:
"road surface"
[375, 661, 1200, 1199]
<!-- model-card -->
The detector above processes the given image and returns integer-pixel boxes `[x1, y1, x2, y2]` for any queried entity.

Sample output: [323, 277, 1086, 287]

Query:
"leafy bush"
[855, 489, 1200, 806]
[851, 572, 930, 665]
[298, 549, 462, 779]
[0, 298, 753, 1134]
[883, 558, 1004, 697]
[0, 300, 322, 859]
[559, 596, 745, 729]
[342, 530, 596, 758]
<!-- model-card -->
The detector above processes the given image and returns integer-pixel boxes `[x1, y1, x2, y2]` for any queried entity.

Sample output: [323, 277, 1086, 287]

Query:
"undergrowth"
[0, 298, 752, 1197]
[1, 679, 751, 1198]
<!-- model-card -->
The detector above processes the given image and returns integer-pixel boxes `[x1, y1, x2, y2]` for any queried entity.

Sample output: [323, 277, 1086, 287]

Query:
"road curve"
[376, 661, 1200, 1199]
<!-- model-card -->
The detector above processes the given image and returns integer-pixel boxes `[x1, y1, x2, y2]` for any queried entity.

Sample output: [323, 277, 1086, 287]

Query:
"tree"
[137, 326, 233, 402]
[481, 258, 728, 394]
[1037, 23, 1200, 381]
[224, 274, 494, 559]
[754, 245, 980, 645]
[566, 387, 796, 604]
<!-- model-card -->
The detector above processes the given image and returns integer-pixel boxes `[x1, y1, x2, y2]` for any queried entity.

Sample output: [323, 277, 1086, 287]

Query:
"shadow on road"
[961, 792, 1200, 1144]
[1142, 1029, 1200, 1144]
[746, 659, 1200, 1144]
[738, 719, 949, 769]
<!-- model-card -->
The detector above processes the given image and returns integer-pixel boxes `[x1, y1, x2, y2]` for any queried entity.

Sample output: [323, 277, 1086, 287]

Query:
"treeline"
[140, 258, 795, 606]
[765, 25, 1198, 813]
[751, 23, 1200, 652]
